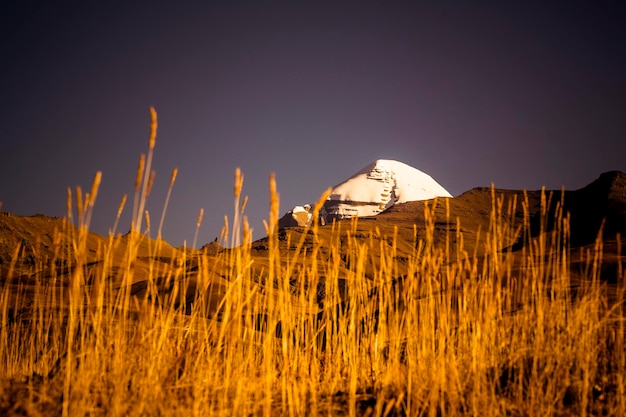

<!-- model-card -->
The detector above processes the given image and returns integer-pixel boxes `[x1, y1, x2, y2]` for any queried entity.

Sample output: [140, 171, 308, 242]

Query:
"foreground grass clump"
[1, 110, 625, 416]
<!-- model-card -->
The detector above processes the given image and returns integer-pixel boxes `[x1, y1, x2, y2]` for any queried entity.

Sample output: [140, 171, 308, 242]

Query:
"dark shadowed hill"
[378, 170, 626, 252]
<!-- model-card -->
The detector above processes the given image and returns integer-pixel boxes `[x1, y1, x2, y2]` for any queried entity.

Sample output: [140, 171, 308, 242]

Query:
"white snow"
[281, 159, 452, 227]
[290, 205, 312, 226]
[323, 159, 452, 220]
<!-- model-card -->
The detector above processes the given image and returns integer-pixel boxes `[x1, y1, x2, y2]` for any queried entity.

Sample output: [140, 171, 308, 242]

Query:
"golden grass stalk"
[134, 107, 158, 233]
[132, 154, 146, 232]
[157, 167, 178, 240]
[192, 208, 204, 250]
[111, 194, 127, 237]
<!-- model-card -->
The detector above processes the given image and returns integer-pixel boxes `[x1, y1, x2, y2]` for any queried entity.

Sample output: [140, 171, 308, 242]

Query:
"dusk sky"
[1, 1, 625, 247]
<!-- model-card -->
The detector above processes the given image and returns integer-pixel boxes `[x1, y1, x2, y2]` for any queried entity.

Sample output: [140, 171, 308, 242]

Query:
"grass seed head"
[89, 171, 102, 208]
[135, 154, 146, 192]
[222, 215, 229, 241]
[144, 210, 151, 233]
[169, 167, 178, 187]
[196, 208, 204, 229]
[234, 167, 243, 199]
[76, 186, 84, 217]
[268, 172, 279, 231]
[66, 187, 73, 219]
[117, 194, 127, 218]
[146, 170, 156, 197]
[149, 106, 157, 149]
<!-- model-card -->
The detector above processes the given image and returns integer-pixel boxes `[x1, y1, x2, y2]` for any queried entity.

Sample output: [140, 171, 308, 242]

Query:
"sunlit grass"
[1, 109, 624, 416]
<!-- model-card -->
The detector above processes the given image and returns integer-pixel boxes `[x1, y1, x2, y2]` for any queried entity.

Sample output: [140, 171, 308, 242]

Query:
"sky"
[1, 1, 625, 247]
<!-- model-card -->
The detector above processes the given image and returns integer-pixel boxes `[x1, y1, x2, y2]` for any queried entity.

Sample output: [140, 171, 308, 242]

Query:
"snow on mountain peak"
[324, 159, 452, 220]
[280, 159, 452, 227]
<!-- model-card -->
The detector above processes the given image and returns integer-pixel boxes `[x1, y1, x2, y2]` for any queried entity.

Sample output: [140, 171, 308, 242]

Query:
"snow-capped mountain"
[280, 159, 452, 227]
[324, 159, 452, 220]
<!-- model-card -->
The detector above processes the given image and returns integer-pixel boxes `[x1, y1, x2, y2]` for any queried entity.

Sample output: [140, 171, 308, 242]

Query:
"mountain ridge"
[1, 170, 624, 275]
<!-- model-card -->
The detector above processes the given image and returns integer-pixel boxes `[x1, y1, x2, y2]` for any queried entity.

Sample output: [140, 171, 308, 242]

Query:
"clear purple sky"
[1, 1, 625, 247]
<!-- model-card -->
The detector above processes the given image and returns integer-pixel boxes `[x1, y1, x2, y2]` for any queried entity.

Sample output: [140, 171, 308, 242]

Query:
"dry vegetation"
[1, 109, 625, 416]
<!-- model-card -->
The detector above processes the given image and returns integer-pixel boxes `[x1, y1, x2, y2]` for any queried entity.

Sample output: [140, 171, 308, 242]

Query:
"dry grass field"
[1, 110, 624, 416]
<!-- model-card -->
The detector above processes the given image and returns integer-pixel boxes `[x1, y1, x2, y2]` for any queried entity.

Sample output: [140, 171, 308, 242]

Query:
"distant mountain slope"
[372, 170, 626, 252]
[0, 212, 180, 278]
[0, 214, 78, 269]
[267, 171, 626, 283]
[2, 171, 624, 286]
